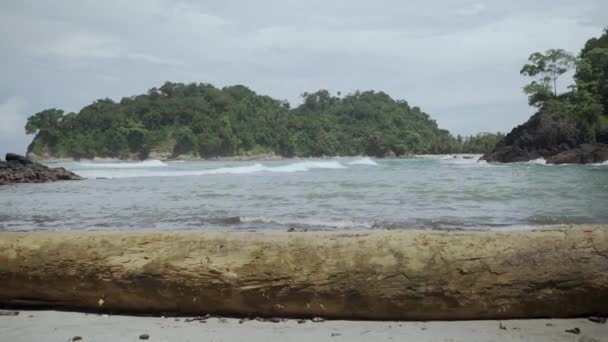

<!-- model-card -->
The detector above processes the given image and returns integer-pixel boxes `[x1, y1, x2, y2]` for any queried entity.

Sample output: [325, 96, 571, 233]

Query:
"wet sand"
[1, 310, 606, 342]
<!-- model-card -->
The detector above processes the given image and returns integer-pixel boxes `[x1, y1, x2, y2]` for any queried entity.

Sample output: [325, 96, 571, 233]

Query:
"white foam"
[417, 154, 482, 160]
[590, 161, 608, 166]
[79, 160, 347, 179]
[241, 216, 373, 229]
[79, 160, 168, 168]
[348, 157, 378, 166]
[266, 160, 347, 172]
[528, 158, 547, 165]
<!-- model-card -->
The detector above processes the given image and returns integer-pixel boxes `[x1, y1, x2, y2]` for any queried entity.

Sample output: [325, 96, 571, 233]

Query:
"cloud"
[0, 0, 606, 139]
[35, 31, 180, 66]
[0, 97, 30, 158]
[455, 2, 486, 16]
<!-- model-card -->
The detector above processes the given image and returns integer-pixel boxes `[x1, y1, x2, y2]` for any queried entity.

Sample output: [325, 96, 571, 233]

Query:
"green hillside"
[25, 84, 499, 160]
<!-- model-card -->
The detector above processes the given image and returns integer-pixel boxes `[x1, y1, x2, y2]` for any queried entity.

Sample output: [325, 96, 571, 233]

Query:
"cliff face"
[483, 112, 608, 164]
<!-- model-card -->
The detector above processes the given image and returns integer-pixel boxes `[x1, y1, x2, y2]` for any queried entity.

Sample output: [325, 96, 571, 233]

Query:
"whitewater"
[1, 155, 606, 232]
[59, 158, 378, 179]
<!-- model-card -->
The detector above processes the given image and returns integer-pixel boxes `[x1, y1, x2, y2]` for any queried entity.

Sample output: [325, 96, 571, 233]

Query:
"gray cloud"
[0, 0, 606, 157]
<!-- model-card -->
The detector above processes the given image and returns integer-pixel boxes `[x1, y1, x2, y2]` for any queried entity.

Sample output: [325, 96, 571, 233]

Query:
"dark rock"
[482, 112, 608, 164]
[5, 153, 32, 164]
[598, 128, 608, 143]
[139, 333, 150, 340]
[72, 336, 83, 341]
[0, 310, 19, 316]
[0, 155, 82, 186]
[546, 144, 608, 164]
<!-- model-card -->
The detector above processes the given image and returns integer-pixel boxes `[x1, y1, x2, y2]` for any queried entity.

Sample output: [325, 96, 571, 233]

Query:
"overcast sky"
[1, 0, 606, 157]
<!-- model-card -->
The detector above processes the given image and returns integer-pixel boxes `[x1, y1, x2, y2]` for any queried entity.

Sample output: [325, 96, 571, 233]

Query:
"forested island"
[25, 85, 501, 160]
[484, 29, 608, 164]
[26, 29, 607, 163]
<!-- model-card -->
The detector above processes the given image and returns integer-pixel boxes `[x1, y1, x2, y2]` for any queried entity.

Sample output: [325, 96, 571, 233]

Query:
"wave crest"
[79, 160, 168, 168]
[77, 160, 347, 179]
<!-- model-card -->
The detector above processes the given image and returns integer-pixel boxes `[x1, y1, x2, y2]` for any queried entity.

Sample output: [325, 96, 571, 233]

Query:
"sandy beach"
[0, 310, 606, 342]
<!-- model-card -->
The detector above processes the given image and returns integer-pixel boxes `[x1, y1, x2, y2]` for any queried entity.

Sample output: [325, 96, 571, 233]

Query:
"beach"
[1, 310, 606, 342]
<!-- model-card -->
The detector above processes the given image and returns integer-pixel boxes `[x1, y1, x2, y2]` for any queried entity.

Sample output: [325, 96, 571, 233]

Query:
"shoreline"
[32, 153, 482, 164]
[1, 310, 605, 342]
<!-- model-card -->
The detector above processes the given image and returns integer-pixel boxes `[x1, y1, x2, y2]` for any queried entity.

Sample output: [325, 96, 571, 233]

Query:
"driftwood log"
[0, 225, 607, 320]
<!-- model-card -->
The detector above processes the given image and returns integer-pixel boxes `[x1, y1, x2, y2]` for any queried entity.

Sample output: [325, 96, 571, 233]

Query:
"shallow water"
[1, 156, 607, 231]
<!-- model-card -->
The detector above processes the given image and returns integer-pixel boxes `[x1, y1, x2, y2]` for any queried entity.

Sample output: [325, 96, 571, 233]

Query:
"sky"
[0, 0, 607, 157]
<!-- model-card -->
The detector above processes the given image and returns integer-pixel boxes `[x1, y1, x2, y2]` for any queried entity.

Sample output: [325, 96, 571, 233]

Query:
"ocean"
[1, 155, 607, 231]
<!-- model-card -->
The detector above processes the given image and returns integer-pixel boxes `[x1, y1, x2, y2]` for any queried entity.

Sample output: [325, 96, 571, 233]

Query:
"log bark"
[0, 225, 607, 320]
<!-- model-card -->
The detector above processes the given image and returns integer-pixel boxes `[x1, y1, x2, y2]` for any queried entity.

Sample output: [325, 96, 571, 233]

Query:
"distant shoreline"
[33, 153, 482, 164]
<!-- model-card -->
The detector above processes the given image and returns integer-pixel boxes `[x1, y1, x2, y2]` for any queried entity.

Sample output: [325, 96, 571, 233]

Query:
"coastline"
[31, 153, 482, 164]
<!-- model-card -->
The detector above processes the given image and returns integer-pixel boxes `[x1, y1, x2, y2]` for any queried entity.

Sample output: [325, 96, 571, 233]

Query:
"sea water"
[1, 155, 607, 231]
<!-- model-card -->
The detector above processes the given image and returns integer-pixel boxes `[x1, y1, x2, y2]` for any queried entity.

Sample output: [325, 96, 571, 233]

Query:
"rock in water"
[482, 112, 608, 164]
[5, 153, 32, 164]
[546, 144, 608, 164]
[0, 153, 82, 186]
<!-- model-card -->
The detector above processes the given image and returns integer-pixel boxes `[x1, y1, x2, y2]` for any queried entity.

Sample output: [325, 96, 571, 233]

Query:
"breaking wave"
[79, 160, 168, 168]
[528, 158, 547, 165]
[76, 160, 347, 179]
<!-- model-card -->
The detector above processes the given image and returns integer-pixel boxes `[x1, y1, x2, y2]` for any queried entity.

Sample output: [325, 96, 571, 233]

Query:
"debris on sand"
[565, 327, 581, 334]
[588, 316, 607, 324]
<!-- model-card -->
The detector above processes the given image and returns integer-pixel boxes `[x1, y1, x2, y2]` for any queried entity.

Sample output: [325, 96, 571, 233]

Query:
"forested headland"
[25, 85, 501, 160]
[484, 28, 608, 164]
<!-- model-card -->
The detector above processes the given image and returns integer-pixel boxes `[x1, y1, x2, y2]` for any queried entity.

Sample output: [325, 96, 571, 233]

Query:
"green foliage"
[25, 109, 64, 135]
[25, 82, 499, 159]
[457, 133, 505, 154]
[173, 127, 196, 156]
[518, 29, 608, 142]
[520, 49, 577, 106]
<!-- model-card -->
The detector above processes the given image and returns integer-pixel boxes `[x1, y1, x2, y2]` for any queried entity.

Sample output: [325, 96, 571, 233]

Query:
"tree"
[25, 109, 64, 135]
[24, 81, 466, 159]
[520, 49, 577, 104]
[173, 128, 197, 156]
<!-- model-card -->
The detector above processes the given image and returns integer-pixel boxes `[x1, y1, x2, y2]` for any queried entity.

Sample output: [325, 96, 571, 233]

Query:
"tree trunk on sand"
[0, 225, 607, 320]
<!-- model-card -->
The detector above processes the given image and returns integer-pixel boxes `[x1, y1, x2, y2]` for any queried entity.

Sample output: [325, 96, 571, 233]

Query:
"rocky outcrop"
[546, 144, 608, 164]
[0, 226, 607, 320]
[482, 112, 608, 164]
[0, 153, 82, 186]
